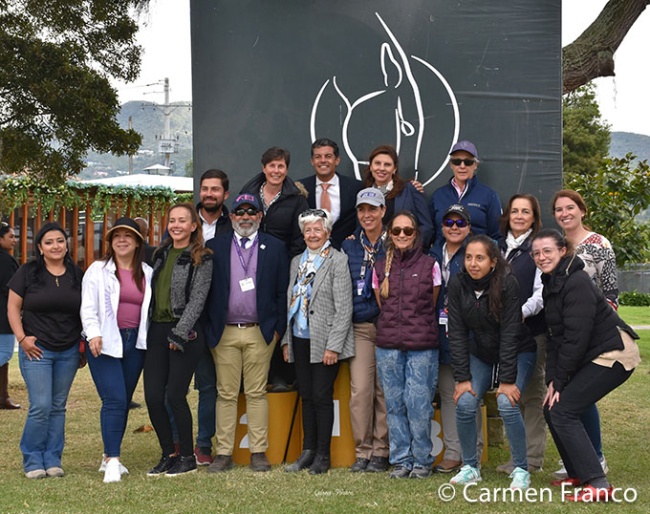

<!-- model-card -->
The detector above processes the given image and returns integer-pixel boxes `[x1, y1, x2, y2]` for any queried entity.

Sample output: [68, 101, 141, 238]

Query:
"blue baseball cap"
[231, 193, 261, 211]
[450, 140, 478, 159]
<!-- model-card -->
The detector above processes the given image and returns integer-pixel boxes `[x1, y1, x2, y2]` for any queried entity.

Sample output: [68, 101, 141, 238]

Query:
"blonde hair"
[379, 211, 420, 299]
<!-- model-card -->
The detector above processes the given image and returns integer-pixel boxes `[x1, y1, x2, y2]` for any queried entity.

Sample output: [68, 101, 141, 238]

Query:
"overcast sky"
[114, 0, 650, 136]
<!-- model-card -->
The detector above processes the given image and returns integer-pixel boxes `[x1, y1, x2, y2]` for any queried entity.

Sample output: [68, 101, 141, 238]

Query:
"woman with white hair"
[282, 209, 354, 475]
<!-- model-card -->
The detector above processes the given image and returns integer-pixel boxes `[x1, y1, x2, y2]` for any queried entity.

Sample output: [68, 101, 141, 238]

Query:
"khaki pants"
[211, 325, 276, 455]
[349, 322, 389, 459]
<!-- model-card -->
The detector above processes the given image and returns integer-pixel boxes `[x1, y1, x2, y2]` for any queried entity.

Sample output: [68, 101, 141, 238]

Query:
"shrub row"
[619, 291, 650, 307]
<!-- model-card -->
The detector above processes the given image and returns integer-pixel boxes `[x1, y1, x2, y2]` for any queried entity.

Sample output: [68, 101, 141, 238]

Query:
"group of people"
[1, 138, 639, 502]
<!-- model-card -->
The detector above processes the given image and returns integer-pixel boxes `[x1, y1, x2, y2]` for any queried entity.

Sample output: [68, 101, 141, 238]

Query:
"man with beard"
[204, 194, 289, 472]
[193, 169, 232, 466]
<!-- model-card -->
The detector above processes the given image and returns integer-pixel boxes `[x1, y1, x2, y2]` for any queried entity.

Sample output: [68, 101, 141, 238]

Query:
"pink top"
[116, 269, 145, 329]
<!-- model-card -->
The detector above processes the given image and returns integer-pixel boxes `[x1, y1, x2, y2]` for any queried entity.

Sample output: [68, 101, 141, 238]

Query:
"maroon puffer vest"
[375, 247, 439, 351]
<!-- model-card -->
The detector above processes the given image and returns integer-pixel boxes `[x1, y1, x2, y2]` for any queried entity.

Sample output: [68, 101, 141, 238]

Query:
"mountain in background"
[610, 132, 650, 162]
[80, 100, 193, 179]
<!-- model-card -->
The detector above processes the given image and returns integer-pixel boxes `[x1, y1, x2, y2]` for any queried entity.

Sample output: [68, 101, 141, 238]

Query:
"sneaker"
[509, 467, 531, 489]
[208, 455, 234, 473]
[166, 455, 197, 477]
[366, 456, 390, 473]
[409, 465, 432, 479]
[147, 455, 178, 476]
[194, 446, 214, 466]
[567, 485, 613, 502]
[600, 456, 609, 474]
[389, 465, 411, 479]
[552, 459, 568, 480]
[98, 455, 129, 475]
[349, 458, 369, 472]
[45, 467, 64, 478]
[450, 465, 481, 485]
[434, 459, 462, 474]
[25, 469, 46, 479]
[285, 450, 315, 473]
[250, 452, 271, 472]
[103, 459, 122, 483]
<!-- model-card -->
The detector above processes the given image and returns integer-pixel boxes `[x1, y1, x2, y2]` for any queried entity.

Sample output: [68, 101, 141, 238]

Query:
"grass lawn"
[0, 333, 648, 513]
[619, 306, 650, 327]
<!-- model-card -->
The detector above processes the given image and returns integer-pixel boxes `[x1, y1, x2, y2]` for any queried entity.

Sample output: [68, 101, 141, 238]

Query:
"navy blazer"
[204, 231, 289, 347]
[297, 172, 362, 249]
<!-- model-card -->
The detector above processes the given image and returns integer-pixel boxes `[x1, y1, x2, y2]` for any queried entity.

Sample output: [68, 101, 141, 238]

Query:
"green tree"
[563, 86, 650, 266]
[0, 0, 147, 184]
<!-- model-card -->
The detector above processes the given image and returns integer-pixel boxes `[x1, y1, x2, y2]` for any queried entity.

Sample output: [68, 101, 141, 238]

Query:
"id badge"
[438, 309, 448, 326]
[239, 277, 255, 292]
[356, 279, 365, 296]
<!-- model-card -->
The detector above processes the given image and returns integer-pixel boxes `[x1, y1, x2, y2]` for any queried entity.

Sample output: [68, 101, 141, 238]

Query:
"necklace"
[55, 276, 59, 287]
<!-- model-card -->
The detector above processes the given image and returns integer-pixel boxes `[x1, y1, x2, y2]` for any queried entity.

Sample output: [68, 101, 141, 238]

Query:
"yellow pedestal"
[432, 405, 488, 465]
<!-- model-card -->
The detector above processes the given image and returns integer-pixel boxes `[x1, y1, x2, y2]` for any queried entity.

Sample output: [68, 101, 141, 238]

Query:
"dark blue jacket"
[341, 228, 385, 324]
[429, 175, 502, 245]
[393, 182, 434, 249]
[204, 231, 289, 347]
[430, 239, 466, 365]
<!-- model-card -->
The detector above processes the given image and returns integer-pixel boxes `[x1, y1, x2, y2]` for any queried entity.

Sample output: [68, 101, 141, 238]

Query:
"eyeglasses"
[442, 218, 469, 229]
[450, 158, 476, 166]
[233, 208, 259, 217]
[390, 226, 415, 237]
[299, 209, 327, 219]
[530, 248, 556, 260]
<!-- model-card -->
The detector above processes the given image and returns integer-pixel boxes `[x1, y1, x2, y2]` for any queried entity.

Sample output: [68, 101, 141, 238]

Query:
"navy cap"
[231, 193, 261, 211]
[450, 140, 478, 159]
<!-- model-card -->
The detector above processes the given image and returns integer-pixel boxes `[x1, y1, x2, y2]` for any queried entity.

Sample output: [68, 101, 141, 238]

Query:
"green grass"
[1, 334, 649, 513]
[619, 306, 650, 327]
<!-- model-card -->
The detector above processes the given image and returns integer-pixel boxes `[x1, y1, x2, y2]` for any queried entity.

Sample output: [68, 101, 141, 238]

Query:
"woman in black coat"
[531, 229, 639, 502]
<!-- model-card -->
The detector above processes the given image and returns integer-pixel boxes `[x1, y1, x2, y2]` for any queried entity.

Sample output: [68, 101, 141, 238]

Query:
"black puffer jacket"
[240, 173, 309, 257]
[447, 269, 523, 384]
[542, 255, 637, 393]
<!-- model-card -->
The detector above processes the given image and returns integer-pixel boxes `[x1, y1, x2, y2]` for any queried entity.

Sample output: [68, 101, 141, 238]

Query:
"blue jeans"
[375, 347, 438, 469]
[581, 404, 603, 459]
[456, 352, 535, 470]
[0, 333, 15, 365]
[86, 328, 145, 457]
[193, 345, 217, 449]
[19, 343, 80, 472]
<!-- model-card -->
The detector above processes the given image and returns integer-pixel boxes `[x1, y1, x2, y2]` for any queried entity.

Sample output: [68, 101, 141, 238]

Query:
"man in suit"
[297, 138, 362, 249]
[204, 193, 289, 473]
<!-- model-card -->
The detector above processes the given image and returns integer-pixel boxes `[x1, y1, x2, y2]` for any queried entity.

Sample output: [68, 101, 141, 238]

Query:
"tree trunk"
[563, 0, 650, 94]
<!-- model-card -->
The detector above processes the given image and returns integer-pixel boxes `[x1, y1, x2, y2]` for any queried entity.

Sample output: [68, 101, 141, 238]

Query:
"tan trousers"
[211, 325, 276, 455]
[519, 333, 548, 467]
[349, 322, 389, 459]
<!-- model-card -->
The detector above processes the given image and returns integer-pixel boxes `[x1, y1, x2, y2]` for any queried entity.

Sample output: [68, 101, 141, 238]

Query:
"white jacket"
[81, 259, 153, 358]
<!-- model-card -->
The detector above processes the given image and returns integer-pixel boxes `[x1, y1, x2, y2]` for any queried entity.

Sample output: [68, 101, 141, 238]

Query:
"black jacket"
[0, 249, 19, 333]
[542, 255, 637, 393]
[240, 173, 309, 257]
[447, 269, 522, 384]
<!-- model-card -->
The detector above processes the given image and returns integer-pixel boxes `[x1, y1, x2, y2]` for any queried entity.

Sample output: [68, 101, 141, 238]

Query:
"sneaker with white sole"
[450, 465, 481, 485]
[553, 456, 608, 479]
[600, 456, 609, 474]
[98, 455, 129, 475]
[509, 467, 531, 489]
[103, 459, 122, 483]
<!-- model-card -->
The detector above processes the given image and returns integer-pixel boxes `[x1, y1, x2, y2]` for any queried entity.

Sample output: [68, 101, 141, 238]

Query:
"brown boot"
[0, 363, 21, 409]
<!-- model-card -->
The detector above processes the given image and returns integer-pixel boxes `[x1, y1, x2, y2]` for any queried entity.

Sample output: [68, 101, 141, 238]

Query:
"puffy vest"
[375, 247, 439, 351]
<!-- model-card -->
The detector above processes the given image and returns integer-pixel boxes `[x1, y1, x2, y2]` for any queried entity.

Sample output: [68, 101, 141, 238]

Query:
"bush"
[619, 291, 650, 307]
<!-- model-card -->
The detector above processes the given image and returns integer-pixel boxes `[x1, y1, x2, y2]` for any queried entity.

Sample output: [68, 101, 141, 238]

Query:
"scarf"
[359, 230, 385, 298]
[288, 241, 332, 331]
[505, 228, 532, 259]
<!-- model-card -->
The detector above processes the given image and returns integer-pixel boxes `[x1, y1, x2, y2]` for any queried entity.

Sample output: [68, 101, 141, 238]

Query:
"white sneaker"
[509, 467, 531, 489]
[552, 459, 567, 480]
[600, 456, 609, 474]
[103, 459, 122, 483]
[99, 455, 129, 475]
[450, 464, 482, 485]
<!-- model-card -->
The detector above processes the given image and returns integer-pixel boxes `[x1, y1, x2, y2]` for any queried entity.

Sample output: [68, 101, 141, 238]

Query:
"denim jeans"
[19, 343, 80, 472]
[86, 328, 145, 457]
[376, 347, 438, 469]
[193, 344, 217, 449]
[456, 351, 535, 469]
[0, 333, 15, 366]
[581, 404, 603, 459]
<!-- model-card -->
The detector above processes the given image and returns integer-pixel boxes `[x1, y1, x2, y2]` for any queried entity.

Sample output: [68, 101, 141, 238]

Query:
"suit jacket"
[297, 173, 362, 249]
[204, 231, 289, 347]
[282, 247, 355, 363]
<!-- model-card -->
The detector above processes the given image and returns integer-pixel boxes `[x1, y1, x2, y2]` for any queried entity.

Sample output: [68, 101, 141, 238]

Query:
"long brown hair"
[499, 193, 542, 237]
[465, 234, 510, 320]
[362, 145, 405, 200]
[161, 203, 212, 265]
[104, 227, 145, 293]
[379, 211, 420, 299]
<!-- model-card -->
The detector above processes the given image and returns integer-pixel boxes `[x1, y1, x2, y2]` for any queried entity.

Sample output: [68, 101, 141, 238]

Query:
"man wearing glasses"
[203, 193, 289, 473]
[429, 140, 502, 245]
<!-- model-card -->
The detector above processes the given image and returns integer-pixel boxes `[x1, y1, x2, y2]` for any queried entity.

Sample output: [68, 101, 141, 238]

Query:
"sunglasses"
[299, 208, 327, 219]
[442, 218, 469, 228]
[450, 158, 476, 166]
[233, 208, 259, 217]
[390, 226, 415, 237]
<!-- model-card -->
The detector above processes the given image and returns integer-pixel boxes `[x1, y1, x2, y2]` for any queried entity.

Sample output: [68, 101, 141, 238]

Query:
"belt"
[227, 322, 259, 329]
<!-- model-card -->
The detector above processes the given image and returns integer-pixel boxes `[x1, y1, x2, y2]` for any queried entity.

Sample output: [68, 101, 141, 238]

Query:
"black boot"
[309, 454, 331, 475]
[284, 450, 315, 472]
[0, 363, 20, 410]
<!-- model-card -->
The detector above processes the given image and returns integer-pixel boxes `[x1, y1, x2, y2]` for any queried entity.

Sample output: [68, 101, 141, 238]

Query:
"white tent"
[80, 173, 193, 192]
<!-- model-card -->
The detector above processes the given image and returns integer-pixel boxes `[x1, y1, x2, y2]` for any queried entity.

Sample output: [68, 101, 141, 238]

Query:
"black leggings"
[144, 321, 203, 457]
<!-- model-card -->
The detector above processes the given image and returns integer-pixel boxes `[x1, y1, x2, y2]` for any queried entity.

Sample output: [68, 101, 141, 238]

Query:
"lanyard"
[233, 234, 258, 277]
